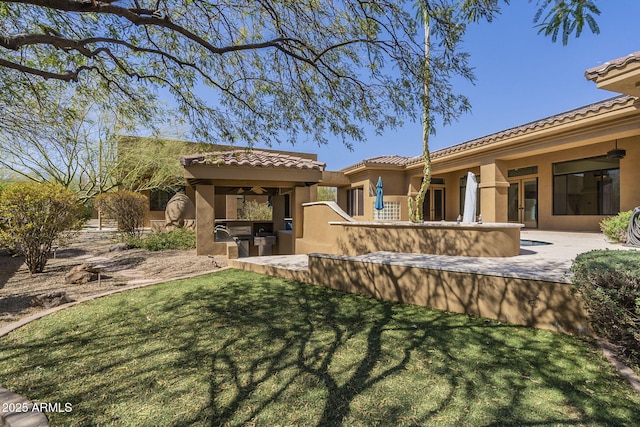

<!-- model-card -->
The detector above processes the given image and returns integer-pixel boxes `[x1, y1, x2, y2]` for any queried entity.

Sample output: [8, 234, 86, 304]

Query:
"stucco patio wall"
[307, 253, 589, 335]
[296, 202, 522, 257]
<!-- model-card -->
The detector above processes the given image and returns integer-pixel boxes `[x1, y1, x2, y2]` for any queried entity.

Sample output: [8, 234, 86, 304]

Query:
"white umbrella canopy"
[462, 171, 478, 223]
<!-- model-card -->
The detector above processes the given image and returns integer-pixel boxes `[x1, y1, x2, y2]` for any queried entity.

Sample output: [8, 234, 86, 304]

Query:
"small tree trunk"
[24, 241, 52, 274]
[409, 4, 431, 223]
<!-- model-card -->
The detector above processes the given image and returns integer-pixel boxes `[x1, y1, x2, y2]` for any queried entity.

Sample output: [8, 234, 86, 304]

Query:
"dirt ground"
[0, 230, 228, 329]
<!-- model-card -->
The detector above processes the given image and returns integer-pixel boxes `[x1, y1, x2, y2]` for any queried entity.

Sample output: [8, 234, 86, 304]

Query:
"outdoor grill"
[215, 225, 252, 257]
[214, 223, 276, 257]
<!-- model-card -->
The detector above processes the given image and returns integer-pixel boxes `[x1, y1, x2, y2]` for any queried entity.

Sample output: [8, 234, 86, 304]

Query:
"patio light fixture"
[606, 139, 626, 159]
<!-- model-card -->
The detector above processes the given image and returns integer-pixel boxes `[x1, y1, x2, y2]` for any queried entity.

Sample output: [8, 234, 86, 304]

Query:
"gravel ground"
[0, 230, 227, 328]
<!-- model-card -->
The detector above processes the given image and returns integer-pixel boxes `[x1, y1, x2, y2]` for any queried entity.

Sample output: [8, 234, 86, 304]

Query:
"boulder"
[31, 292, 74, 308]
[109, 242, 129, 252]
[65, 263, 100, 284]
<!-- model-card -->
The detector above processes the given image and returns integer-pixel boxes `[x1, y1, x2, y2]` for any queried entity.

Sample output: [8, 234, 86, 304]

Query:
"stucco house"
[336, 51, 640, 231]
[178, 51, 640, 257]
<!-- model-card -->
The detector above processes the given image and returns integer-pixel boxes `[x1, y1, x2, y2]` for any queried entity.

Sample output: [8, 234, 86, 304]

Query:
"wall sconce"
[607, 140, 626, 159]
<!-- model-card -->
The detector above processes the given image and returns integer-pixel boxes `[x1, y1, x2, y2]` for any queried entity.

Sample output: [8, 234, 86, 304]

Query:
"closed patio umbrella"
[462, 171, 477, 223]
[374, 176, 384, 211]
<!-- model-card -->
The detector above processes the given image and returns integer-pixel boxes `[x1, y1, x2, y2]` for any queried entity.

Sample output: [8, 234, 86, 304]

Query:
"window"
[553, 156, 619, 215]
[508, 166, 538, 177]
[150, 187, 184, 211]
[150, 189, 173, 211]
[317, 186, 337, 202]
[346, 187, 364, 216]
[373, 201, 400, 221]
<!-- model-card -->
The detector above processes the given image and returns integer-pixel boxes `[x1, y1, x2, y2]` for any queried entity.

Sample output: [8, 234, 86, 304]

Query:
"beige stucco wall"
[620, 135, 640, 212]
[295, 202, 354, 254]
[296, 202, 521, 257]
[500, 138, 639, 231]
[332, 222, 521, 257]
[307, 254, 588, 335]
[372, 136, 639, 231]
[338, 169, 408, 220]
[195, 184, 216, 255]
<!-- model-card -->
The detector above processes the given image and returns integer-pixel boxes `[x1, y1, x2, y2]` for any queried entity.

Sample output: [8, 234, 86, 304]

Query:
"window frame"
[346, 186, 364, 217]
[552, 156, 620, 216]
[149, 187, 185, 211]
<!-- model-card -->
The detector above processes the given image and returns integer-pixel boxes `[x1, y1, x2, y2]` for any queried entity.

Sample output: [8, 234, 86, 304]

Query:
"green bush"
[0, 183, 84, 273]
[127, 228, 196, 251]
[317, 186, 337, 202]
[95, 191, 147, 237]
[571, 250, 640, 369]
[600, 210, 632, 243]
[239, 199, 272, 220]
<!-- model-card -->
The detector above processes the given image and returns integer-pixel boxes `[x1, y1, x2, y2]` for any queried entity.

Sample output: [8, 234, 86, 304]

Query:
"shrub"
[317, 186, 337, 202]
[571, 250, 640, 369]
[126, 228, 196, 251]
[0, 183, 84, 273]
[240, 199, 272, 220]
[600, 210, 632, 243]
[95, 191, 147, 237]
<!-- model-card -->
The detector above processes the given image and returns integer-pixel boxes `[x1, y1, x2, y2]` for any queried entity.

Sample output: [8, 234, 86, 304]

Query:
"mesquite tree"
[0, 1, 479, 148]
[1, 1, 601, 218]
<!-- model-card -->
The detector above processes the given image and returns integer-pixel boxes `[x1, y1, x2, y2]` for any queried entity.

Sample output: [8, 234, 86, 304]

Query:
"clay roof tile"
[181, 149, 325, 170]
[585, 51, 640, 81]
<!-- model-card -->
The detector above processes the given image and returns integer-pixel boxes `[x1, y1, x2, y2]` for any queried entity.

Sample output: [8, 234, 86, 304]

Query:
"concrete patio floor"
[231, 230, 638, 284]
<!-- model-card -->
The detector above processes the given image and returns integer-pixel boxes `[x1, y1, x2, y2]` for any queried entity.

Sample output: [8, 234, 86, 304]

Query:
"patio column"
[271, 195, 286, 231]
[479, 161, 509, 223]
[195, 184, 216, 255]
[292, 186, 311, 253]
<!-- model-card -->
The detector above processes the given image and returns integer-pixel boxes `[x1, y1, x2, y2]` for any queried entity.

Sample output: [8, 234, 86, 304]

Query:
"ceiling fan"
[231, 186, 266, 195]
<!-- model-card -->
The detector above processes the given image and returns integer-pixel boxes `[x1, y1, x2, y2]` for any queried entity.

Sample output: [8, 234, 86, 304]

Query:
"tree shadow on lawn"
[0, 271, 639, 426]
[161, 274, 640, 427]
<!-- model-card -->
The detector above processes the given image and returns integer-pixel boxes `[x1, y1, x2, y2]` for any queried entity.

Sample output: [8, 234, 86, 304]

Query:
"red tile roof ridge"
[340, 155, 413, 171]
[405, 95, 636, 165]
[343, 96, 635, 171]
[181, 149, 325, 170]
[585, 51, 640, 80]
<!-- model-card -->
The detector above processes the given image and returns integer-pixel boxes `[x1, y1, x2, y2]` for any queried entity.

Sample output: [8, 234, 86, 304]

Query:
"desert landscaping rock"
[64, 263, 100, 284]
[0, 230, 227, 328]
[30, 292, 74, 308]
[109, 242, 129, 252]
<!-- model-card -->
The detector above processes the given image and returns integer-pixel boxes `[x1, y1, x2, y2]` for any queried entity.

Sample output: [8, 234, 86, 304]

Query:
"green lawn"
[1, 269, 639, 426]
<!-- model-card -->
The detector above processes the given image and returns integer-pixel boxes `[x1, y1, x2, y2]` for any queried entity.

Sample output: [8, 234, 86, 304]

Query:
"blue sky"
[253, 1, 640, 171]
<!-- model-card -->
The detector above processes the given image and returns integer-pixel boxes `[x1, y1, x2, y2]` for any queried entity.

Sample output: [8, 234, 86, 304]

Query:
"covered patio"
[180, 149, 325, 256]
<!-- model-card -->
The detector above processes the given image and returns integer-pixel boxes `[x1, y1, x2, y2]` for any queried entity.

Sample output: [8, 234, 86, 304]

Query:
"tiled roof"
[341, 96, 636, 171]
[341, 155, 413, 171]
[405, 95, 636, 165]
[181, 149, 325, 170]
[363, 155, 413, 166]
[585, 51, 640, 81]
